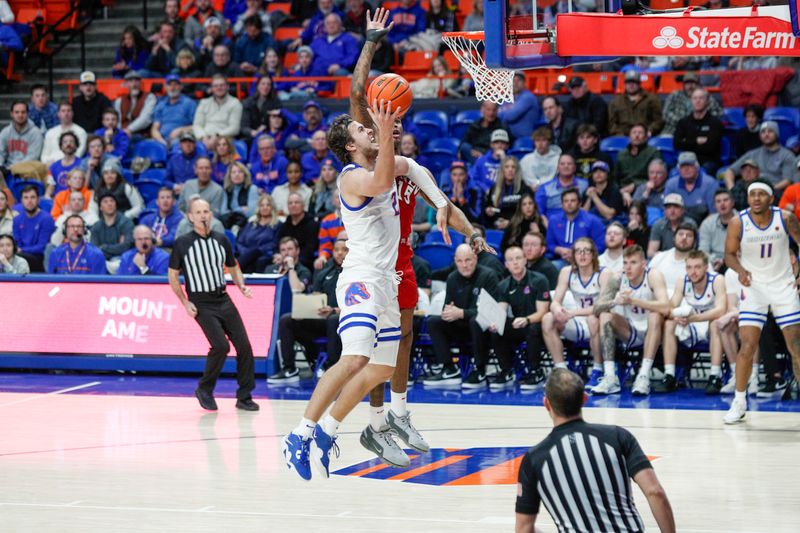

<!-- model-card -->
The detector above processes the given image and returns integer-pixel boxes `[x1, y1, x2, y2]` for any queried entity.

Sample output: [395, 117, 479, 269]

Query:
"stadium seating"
[424, 228, 464, 246]
[422, 137, 460, 176]
[415, 243, 456, 270]
[11, 179, 44, 201]
[721, 107, 745, 131]
[136, 169, 166, 184]
[134, 179, 162, 205]
[132, 140, 168, 166]
[450, 110, 481, 140]
[648, 136, 677, 168]
[484, 229, 504, 251]
[412, 110, 449, 146]
[510, 137, 534, 160]
[599, 136, 629, 163]
[233, 140, 249, 161]
[764, 107, 800, 142]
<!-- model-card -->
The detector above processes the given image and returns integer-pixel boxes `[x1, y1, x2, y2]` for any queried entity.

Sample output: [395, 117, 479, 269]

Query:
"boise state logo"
[345, 282, 371, 306]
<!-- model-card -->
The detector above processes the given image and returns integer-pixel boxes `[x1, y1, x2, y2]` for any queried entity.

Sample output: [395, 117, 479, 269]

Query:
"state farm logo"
[652, 27, 683, 49]
[651, 25, 798, 50]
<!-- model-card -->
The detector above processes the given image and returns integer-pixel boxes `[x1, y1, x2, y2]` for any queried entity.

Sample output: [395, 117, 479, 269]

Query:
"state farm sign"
[556, 13, 800, 56]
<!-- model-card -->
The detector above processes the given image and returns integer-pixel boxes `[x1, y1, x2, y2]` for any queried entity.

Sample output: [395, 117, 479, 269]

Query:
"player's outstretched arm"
[349, 8, 393, 126]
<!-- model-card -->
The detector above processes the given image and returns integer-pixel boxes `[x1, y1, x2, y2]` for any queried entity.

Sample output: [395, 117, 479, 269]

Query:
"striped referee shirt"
[516, 419, 651, 533]
[169, 230, 236, 297]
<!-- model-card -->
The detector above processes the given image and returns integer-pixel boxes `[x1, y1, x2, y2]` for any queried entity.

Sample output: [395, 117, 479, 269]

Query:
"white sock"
[710, 365, 721, 377]
[592, 363, 602, 372]
[554, 362, 568, 369]
[751, 364, 759, 380]
[664, 364, 676, 377]
[390, 391, 407, 417]
[321, 414, 340, 437]
[639, 358, 654, 377]
[730, 363, 736, 373]
[734, 390, 747, 402]
[604, 361, 616, 377]
[369, 405, 385, 431]
[294, 417, 315, 439]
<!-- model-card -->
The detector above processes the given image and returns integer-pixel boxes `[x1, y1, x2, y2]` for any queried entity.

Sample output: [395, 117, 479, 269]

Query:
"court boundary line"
[0, 381, 101, 408]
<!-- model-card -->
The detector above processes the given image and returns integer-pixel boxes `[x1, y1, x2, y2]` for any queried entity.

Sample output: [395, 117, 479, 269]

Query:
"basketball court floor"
[1, 372, 799, 532]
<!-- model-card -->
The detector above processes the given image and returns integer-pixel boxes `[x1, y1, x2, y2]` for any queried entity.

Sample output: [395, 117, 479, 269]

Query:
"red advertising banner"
[0, 281, 275, 357]
[555, 13, 800, 57]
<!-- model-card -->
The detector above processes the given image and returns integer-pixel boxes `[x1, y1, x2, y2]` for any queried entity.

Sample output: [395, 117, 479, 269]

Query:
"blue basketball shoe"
[585, 369, 603, 390]
[312, 424, 340, 479]
[282, 432, 312, 481]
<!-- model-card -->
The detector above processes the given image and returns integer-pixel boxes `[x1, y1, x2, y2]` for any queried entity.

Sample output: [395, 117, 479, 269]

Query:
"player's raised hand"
[365, 8, 394, 43]
[367, 99, 402, 140]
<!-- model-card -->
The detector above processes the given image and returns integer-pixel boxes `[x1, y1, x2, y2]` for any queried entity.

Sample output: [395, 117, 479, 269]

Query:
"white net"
[442, 33, 516, 105]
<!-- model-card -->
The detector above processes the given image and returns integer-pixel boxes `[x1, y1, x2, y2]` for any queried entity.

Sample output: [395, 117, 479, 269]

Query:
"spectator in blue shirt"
[535, 153, 589, 222]
[112, 26, 150, 79]
[95, 108, 130, 160]
[166, 131, 201, 193]
[546, 188, 606, 265]
[387, 0, 427, 51]
[301, 130, 340, 183]
[294, 101, 326, 140]
[233, 15, 276, 76]
[28, 85, 59, 133]
[281, 47, 332, 99]
[48, 131, 82, 196]
[236, 192, 282, 273]
[250, 135, 288, 193]
[469, 129, 510, 191]
[442, 160, 483, 222]
[663, 151, 719, 225]
[47, 214, 107, 275]
[310, 13, 360, 76]
[150, 75, 197, 146]
[12, 185, 55, 272]
[117, 225, 170, 275]
[499, 72, 540, 140]
[139, 187, 183, 248]
[293, 0, 344, 47]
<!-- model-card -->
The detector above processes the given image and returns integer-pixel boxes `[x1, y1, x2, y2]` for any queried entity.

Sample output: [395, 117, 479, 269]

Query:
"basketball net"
[442, 32, 516, 105]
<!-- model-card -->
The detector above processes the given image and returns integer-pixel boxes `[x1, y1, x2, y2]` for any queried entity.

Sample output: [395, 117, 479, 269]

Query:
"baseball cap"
[490, 129, 510, 143]
[450, 160, 467, 171]
[165, 74, 181, 84]
[321, 158, 336, 168]
[179, 131, 196, 142]
[663, 193, 684, 207]
[677, 151, 698, 166]
[297, 45, 313, 56]
[624, 70, 641, 83]
[204, 16, 222, 28]
[741, 159, 759, 169]
[568, 76, 585, 89]
[303, 100, 321, 111]
[760, 120, 780, 135]
[124, 70, 142, 80]
[590, 160, 610, 173]
[79, 71, 96, 84]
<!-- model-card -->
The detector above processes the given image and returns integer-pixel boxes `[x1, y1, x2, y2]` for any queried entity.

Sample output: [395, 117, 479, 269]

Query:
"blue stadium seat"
[599, 136, 629, 164]
[39, 197, 53, 214]
[11, 179, 44, 201]
[484, 229, 504, 250]
[415, 243, 456, 270]
[426, 137, 460, 153]
[225, 230, 237, 254]
[721, 107, 745, 131]
[648, 136, 677, 168]
[422, 137, 460, 176]
[424, 228, 464, 246]
[510, 137, 534, 160]
[132, 140, 168, 165]
[647, 206, 664, 224]
[122, 169, 134, 183]
[786, 134, 800, 151]
[450, 110, 480, 140]
[170, 141, 208, 156]
[233, 140, 249, 161]
[135, 179, 162, 205]
[719, 136, 734, 166]
[412, 110, 449, 145]
[764, 107, 800, 143]
[136, 169, 166, 184]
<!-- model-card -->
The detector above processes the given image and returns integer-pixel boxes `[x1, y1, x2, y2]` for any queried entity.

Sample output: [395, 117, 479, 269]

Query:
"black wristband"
[366, 28, 388, 43]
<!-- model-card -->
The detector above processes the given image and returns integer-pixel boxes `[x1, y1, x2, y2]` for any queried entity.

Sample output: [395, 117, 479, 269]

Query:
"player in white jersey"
[543, 238, 612, 389]
[723, 181, 800, 424]
[283, 101, 413, 481]
[591, 245, 671, 396]
[659, 251, 727, 395]
[597, 222, 625, 275]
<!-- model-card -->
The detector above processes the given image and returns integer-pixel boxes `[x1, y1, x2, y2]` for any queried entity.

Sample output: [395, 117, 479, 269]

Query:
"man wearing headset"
[117, 225, 170, 275]
[47, 214, 107, 274]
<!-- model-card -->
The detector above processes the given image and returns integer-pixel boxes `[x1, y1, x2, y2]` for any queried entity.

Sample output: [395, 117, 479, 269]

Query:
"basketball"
[366, 73, 413, 117]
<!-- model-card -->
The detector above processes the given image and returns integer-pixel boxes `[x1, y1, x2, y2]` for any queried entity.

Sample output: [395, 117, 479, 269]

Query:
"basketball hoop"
[442, 31, 516, 105]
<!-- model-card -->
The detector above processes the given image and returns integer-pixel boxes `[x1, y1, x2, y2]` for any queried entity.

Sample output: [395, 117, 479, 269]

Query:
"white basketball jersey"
[739, 207, 794, 284]
[338, 163, 401, 277]
[681, 273, 717, 314]
[622, 269, 655, 320]
[568, 269, 602, 309]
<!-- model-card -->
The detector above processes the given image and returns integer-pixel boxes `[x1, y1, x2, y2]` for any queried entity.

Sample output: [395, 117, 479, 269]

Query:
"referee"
[516, 369, 675, 533]
[168, 197, 259, 412]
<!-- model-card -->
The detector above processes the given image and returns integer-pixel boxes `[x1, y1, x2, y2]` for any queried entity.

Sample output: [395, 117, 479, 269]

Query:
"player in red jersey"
[349, 9, 494, 467]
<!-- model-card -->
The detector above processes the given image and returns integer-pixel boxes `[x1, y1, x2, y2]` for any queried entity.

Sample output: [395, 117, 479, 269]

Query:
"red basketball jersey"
[395, 175, 419, 268]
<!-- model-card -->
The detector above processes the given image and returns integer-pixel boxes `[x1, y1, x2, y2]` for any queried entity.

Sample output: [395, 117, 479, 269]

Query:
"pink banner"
[0, 281, 275, 357]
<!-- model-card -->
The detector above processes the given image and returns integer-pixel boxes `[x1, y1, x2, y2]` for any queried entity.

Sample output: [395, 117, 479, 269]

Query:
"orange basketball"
[367, 73, 413, 118]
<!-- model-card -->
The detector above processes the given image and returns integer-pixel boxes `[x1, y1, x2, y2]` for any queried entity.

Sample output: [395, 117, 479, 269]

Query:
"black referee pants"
[276, 312, 341, 371]
[491, 319, 543, 372]
[427, 316, 490, 368]
[193, 294, 255, 400]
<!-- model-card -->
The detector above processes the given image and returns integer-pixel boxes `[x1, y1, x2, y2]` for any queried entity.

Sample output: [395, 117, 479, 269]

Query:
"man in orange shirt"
[778, 160, 800, 220]
[50, 168, 94, 219]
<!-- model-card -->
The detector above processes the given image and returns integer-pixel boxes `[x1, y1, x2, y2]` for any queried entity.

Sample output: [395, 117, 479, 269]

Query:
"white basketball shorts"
[739, 278, 800, 330]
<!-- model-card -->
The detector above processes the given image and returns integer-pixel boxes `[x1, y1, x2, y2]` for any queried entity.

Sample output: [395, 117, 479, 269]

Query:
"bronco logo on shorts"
[345, 282, 371, 306]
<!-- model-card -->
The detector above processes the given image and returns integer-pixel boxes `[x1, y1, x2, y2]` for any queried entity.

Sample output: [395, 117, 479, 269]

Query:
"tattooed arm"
[349, 8, 393, 127]
[593, 274, 622, 316]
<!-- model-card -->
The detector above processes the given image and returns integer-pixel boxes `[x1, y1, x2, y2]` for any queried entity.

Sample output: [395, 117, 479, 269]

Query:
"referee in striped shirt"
[516, 369, 675, 533]
[168, 197, 259, 412]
